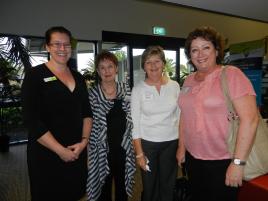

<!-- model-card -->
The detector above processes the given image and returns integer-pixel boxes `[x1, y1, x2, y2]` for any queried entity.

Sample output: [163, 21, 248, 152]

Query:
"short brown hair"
[94, 50, 118, 83]
[141, 46, 166, 70]
[184, 26, 225, 65]
[95, 50, 118, 69]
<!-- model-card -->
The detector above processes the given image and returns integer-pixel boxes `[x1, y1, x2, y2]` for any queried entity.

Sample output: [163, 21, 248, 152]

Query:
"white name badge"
[144, 92, 154, 101]
[180, 86, 190, 94]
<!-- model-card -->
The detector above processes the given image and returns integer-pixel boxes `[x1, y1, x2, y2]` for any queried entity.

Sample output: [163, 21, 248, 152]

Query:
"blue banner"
[243, 69, 262, 106]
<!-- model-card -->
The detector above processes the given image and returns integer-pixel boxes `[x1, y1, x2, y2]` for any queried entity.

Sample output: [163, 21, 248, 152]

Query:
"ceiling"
[162, 0, 268, 23]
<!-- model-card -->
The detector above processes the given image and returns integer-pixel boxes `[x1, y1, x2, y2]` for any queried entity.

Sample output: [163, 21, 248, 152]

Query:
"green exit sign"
[153, 26, 166, 36]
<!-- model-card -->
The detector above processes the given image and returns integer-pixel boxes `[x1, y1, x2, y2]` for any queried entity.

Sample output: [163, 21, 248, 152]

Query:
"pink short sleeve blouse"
[178, 66, 256, 160]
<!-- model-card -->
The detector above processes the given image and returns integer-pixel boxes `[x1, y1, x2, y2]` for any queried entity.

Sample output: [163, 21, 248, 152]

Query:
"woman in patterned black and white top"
[86, 51, 135, 201]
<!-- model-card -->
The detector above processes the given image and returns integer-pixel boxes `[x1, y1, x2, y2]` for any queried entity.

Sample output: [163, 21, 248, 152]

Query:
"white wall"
[1, 0, 268, 46]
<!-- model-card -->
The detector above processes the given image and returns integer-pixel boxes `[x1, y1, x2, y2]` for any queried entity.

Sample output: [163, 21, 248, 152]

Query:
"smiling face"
[144, 54, 164, 82]
[190, 37, 218, 72]
[46, 32, 72, 66]
[97, 58, 118, 84]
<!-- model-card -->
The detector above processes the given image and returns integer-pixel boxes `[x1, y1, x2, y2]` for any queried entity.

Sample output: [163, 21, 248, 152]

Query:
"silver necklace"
[101, 84, 116, 97]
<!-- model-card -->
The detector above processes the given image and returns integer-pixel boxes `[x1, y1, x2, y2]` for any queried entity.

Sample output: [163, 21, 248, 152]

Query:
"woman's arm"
[225, 95, 259, 187]
[67, 74, 93, 156]
[131, 86, 147, 170]
[133, 139, 147, 171]
[37, 132, 77, 162]
[177, 117, 186, 167]
[81, 117, 93, 145]
[21, 68, 49, 141]
[233, 95, 259, 161]
[37, 115, 93, 162]
[67, 117, 92, 157]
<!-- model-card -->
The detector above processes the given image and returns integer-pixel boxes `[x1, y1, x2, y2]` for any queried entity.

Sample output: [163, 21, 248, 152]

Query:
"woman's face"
[190, 37, 218, 72]
[97, 59, 118, 83]
[46, 32, 72, 65]
[144, 54, 164, 81]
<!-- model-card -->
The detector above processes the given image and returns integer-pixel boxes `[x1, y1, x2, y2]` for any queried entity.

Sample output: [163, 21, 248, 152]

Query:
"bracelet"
[136, 152, 144, 159]
[81, 136, 89, 142]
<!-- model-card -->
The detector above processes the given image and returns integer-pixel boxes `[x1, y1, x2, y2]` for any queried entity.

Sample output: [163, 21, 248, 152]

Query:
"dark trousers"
[185, 152, 238, 201]
[141, 139, 178, 201]
[97, 148, 127, 201]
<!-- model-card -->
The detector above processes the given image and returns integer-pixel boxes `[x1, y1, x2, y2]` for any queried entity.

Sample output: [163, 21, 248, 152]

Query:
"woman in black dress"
[21, 26, 92, 201]
[86, 51, 135, 201]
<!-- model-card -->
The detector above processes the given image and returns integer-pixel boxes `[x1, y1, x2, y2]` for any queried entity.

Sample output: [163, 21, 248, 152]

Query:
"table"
[238, 174, 268, 201]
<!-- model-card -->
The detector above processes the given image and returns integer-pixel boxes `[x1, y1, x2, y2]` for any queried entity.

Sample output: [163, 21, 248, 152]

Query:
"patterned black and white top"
[86, 82, 135, 201]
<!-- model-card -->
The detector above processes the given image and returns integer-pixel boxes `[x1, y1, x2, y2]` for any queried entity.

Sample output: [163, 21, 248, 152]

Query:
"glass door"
[102, 31, 186, 87]
[179, 48, 192, 86]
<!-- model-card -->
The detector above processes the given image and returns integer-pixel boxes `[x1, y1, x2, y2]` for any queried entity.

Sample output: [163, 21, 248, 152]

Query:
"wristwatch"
[232, 158, 246, 166]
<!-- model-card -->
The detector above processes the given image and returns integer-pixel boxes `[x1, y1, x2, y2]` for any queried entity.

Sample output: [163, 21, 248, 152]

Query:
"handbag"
[221, 66, 268, 181]
[173, 164, 191, 201]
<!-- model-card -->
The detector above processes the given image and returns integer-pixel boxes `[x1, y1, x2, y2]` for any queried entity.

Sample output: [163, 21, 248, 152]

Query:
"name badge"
[44, 76, 57, 82]
[144, 92, 154, 101]
[181, 86, 190, 94]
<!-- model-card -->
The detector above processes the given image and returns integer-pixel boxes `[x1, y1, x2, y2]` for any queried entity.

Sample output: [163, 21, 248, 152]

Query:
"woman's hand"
[225, 163, 244, 187]
[37, 132, 83, 162]
[133, 139, 148, 171]
[56, 146, 78, 162]
[137, 155, 148, 171]
[67, 140, 87, 159]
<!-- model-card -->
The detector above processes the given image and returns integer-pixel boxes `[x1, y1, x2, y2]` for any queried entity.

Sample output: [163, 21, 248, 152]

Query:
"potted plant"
[0, 35, 31, 152]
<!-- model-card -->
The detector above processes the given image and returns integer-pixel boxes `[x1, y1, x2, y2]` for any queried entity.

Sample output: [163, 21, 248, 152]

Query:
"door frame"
[102, 31, 186, 87]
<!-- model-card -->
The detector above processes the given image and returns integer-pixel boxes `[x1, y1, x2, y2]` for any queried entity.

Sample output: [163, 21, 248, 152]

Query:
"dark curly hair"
[184, 26, 225, 66]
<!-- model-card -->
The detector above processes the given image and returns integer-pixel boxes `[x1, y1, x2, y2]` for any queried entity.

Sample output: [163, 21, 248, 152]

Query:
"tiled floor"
[0, 144, 30, 201]
[0, 144, 143, 201]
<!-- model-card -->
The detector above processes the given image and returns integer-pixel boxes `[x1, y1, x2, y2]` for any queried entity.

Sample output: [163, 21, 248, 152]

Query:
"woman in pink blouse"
[177, 26, 259, 201]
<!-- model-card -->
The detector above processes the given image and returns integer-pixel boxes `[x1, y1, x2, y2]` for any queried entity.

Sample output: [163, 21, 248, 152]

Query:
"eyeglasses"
[49, 42, 72, 49]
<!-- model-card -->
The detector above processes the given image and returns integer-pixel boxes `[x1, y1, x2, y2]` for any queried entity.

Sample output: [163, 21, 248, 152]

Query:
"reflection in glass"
[77, 42, 95, 73]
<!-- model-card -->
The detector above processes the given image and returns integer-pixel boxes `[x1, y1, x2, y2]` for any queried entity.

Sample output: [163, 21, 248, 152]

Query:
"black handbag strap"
[181, 163, 187, 177]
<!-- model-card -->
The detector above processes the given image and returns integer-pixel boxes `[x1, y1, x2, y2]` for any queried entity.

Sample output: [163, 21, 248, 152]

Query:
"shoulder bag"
[221, 66, 268, 181]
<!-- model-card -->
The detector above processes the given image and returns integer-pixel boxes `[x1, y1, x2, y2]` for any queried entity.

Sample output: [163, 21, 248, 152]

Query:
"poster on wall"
[229, 57, 262, 70]
[229, 39, 265, 62]
[228, 39, 265, 106]
[243, 70, 262, 106]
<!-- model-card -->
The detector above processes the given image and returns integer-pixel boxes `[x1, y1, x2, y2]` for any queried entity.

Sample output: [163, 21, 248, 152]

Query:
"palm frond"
[5, 36, 32, 70]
